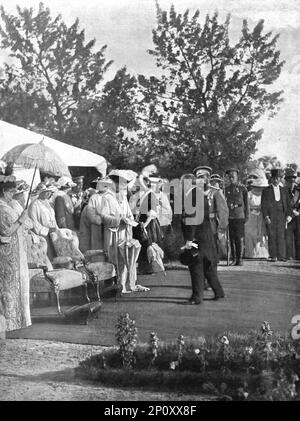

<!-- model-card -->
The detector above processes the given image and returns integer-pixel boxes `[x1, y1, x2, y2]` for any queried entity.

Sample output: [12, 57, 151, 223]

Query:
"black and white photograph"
[0, 0, 299, 403]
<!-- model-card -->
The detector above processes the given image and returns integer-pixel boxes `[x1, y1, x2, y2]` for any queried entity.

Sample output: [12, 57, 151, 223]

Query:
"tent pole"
[25, 164, 38, 209]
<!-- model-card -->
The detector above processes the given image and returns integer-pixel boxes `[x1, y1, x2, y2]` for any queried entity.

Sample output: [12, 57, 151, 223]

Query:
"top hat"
[193, 166, 212, 176]
[179, 248, 199, 266]
[270, 168, 284, 178]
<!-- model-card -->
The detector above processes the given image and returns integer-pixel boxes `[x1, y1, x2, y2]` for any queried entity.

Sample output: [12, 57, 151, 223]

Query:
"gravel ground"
[0, 339, 212, 401]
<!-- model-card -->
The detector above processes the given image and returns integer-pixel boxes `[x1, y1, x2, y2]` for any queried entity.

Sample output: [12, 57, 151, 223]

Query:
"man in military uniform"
[284, 168, 300, 260]
[210, 174, 223, 190]
[194, 167, 229, 262]
[181, 166, 225, 304]
[70, 175, 85, 229]
[225, 168, 249, 266]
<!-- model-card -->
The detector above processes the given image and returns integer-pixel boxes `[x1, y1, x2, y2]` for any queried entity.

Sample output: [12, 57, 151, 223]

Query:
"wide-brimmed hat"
[96, 177, 114, 191]
[14, 180, 30, 195]
[32, 183, 57, 196]
[57, 176, 77, 189]
[0, 174, 16, 183]
[193, 166, 212, 177]
[108, 169, 137, 183]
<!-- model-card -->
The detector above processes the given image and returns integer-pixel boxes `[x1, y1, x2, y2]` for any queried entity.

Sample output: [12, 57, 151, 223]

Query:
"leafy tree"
[0, 2, 112, 138]
[137, 4, 285, 177]
[0, 3, 142, 168]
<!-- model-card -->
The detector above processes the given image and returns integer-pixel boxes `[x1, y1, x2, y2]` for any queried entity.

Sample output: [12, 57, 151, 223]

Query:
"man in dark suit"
[284, 168, 300, 260]
[261, 168, 292, 262]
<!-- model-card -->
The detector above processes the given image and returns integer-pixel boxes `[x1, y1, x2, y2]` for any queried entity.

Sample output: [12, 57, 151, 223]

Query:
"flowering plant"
[115, 313, 138, 368]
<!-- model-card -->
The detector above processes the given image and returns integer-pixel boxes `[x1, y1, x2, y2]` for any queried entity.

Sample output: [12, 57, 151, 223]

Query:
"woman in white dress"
[28, 183, 58, 261]
[245, 170, 269, 259]
[104, 171, 143, 293]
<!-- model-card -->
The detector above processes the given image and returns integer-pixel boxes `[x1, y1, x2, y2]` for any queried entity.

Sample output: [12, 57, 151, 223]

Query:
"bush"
[75, 320, 300, 401]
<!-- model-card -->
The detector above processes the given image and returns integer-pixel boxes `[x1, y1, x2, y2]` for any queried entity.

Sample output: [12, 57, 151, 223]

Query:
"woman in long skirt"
[0, 175, 31, 331]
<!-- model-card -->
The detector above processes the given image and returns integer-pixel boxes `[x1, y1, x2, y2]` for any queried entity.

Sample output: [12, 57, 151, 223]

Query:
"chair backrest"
[50, 228, 84, 261]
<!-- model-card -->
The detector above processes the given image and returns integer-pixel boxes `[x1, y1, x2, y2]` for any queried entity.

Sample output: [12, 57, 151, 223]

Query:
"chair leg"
[55, 290, 61, 314]
[84, 284, 90, 303]
[96, 283, 102, 302]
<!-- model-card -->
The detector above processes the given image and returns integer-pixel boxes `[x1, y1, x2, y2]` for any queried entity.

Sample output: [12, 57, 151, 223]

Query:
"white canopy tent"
[0, 120, 107, 175]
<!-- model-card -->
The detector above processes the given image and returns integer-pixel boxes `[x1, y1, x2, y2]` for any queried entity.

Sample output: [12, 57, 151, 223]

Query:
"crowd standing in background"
[1, 159, 300, 331]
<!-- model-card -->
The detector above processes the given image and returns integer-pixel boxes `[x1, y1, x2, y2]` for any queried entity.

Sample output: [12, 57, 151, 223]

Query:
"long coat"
[0, 199, 31, 331]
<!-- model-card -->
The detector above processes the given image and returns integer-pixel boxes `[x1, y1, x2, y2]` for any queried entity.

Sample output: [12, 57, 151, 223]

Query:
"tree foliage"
[0, 2, 113, 138]
[137, 4, 285, 177]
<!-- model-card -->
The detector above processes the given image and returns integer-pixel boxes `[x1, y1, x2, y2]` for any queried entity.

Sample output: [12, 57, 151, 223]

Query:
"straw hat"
[32, 182, 57, 196]
[14, 180, 30, 195]
[108, 169, 137, 183]
[57, 176, 77, 189]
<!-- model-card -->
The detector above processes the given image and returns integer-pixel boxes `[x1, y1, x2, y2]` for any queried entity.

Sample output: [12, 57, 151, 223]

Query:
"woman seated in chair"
[28, 183, 59, 262]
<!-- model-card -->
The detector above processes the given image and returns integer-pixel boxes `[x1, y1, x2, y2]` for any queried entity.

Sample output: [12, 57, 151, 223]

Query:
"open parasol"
[2, 139, 71, 208]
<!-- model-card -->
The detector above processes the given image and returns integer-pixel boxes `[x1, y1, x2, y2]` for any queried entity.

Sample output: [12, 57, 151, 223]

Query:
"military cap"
[225, 168, 239, 175]
[270, 168, 284, 178]
[192, 166, 212, 176]
[284, 168, 297, 179]
[73, 175, 84, 182]
[210, 173, 223, 182]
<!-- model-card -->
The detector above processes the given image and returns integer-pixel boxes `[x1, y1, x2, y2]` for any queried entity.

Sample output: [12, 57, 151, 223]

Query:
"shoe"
[213, 294, 225, 301]
[235, 260, 243, 266]
[186, 300, 201, 305]
[229, 260, 236, 266]
[278, 258, 287, 262]
[269, 258, 277, 262]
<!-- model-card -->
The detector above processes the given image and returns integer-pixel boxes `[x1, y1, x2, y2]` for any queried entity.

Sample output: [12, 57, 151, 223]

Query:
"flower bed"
[75, 316, 300, 401]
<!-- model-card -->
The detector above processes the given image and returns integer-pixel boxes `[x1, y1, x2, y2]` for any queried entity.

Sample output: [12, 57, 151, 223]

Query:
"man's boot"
[229, 239, 236, 265]
[236, 237, 244, 266]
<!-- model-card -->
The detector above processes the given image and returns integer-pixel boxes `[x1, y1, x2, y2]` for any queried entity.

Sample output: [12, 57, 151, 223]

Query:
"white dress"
[245, 190, 269, 258]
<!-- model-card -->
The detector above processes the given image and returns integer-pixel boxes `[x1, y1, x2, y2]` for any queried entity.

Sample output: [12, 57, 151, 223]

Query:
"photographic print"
[0, 0, 299, 403]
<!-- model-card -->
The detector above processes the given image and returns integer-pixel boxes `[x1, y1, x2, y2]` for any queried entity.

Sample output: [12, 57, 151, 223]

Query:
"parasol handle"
[25, 164, 38, 209]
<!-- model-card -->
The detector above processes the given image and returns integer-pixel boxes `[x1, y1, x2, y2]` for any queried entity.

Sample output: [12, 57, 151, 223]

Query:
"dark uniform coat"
[225, 183, 250, 263]
[181, 186, 224, 302]
[225, 184, 249, 221]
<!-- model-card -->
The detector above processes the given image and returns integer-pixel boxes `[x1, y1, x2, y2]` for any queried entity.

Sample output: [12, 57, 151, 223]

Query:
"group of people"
[1, 158, 299, 331]
[180, 164, 300, 305]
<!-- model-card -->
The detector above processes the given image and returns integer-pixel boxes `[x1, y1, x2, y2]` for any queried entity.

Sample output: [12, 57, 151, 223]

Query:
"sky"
[0, 0, 299, 167]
